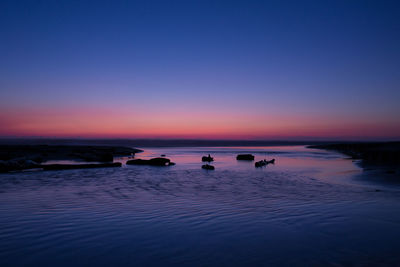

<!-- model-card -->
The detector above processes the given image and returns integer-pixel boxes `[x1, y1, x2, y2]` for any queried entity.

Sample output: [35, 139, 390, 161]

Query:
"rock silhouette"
[202, 154, 214, 162]
[0, 145, 141, 162]
[41, 162, 122, 171]
[0, 158, 40, 172]
[126, 157, 174, 166]
[236, 154, 255, 160]
[0, 145, 141, 172]
[255, 159, 275, 167]
[308, 142, 400, 165]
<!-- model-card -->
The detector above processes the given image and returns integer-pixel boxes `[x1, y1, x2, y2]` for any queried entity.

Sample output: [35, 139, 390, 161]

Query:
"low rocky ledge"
[0, 145, 142, 163]
[0, 145, 142, 172]
[308, 142, 400, 166]
[126, 157, 174, 166]
[0, 158, 40, 172]
[40, 162, 122, 171]
[236, 154, 255, 160]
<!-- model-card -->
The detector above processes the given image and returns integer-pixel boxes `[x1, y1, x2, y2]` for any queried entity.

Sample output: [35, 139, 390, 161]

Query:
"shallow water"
[1, 146, 400, 266]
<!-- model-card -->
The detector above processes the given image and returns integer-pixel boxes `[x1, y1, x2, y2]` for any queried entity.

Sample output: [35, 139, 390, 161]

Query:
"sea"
[1, 145, 400, 266]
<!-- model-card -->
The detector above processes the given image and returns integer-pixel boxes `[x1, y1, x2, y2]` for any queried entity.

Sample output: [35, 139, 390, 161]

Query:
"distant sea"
[0, 137, 354, 146]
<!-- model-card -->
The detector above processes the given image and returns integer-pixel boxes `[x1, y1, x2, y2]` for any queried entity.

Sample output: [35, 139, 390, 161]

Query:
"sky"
[0, 0, 399, 140]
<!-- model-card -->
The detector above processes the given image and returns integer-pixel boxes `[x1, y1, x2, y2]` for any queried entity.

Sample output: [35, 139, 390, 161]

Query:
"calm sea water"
[1, 146, 400, 266]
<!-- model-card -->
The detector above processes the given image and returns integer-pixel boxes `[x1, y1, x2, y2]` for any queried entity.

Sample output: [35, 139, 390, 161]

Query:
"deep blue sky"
[0, 0, 399, 139]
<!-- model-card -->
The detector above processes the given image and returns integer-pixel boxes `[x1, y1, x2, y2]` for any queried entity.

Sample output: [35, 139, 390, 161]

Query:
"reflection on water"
[1, 146, 400, 266]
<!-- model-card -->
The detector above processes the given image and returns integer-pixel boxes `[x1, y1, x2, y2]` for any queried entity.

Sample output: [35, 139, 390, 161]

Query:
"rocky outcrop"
[0, 145, 141, 163]
[41, 162, 122, 171]
[71, 152, 114, 162]
[202, 155, 214, 162]
[236, 154, 255, 160]
[0, 158, 40, 172]
[126, 157, 175, 166]
[308, 142, 400, 165]
[0, 145, 142, 172]
[255, 159, 275, 168]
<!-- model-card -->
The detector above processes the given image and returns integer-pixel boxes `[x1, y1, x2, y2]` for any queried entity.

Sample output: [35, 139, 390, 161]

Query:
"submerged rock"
[236, 154, 255, 160]
[202, 164, 215, 170]
[126, 157, 172, 166]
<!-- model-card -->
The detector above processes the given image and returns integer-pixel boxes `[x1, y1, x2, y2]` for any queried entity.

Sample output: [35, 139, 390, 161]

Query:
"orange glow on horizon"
[1, 106, 399, 140]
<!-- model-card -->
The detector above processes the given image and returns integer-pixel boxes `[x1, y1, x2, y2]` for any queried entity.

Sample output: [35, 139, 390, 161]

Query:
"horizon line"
[0, 136, 399, 142]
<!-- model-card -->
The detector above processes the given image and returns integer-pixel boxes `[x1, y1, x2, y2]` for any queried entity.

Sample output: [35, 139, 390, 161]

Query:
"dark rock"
[168, 162, 176, 166]
[126, 157, 171, 166]
[255, 159, 275, 168]
[73, 152, 114, 162]
[236, 154, 255, 160]
[202, 164, 215, 170]
[202, 154, 214, 162]
[126, 159, 147, 165]
[41, 162, 121, 171]
[0, 145, 141, 163]
[27, 154, 43, 163]
[0, 158, 40, 172]
[0, 160, 12, 172]
[308, 142, 400, 165]
[255, 160, 267, 168]
[23, 159, 40, 169]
